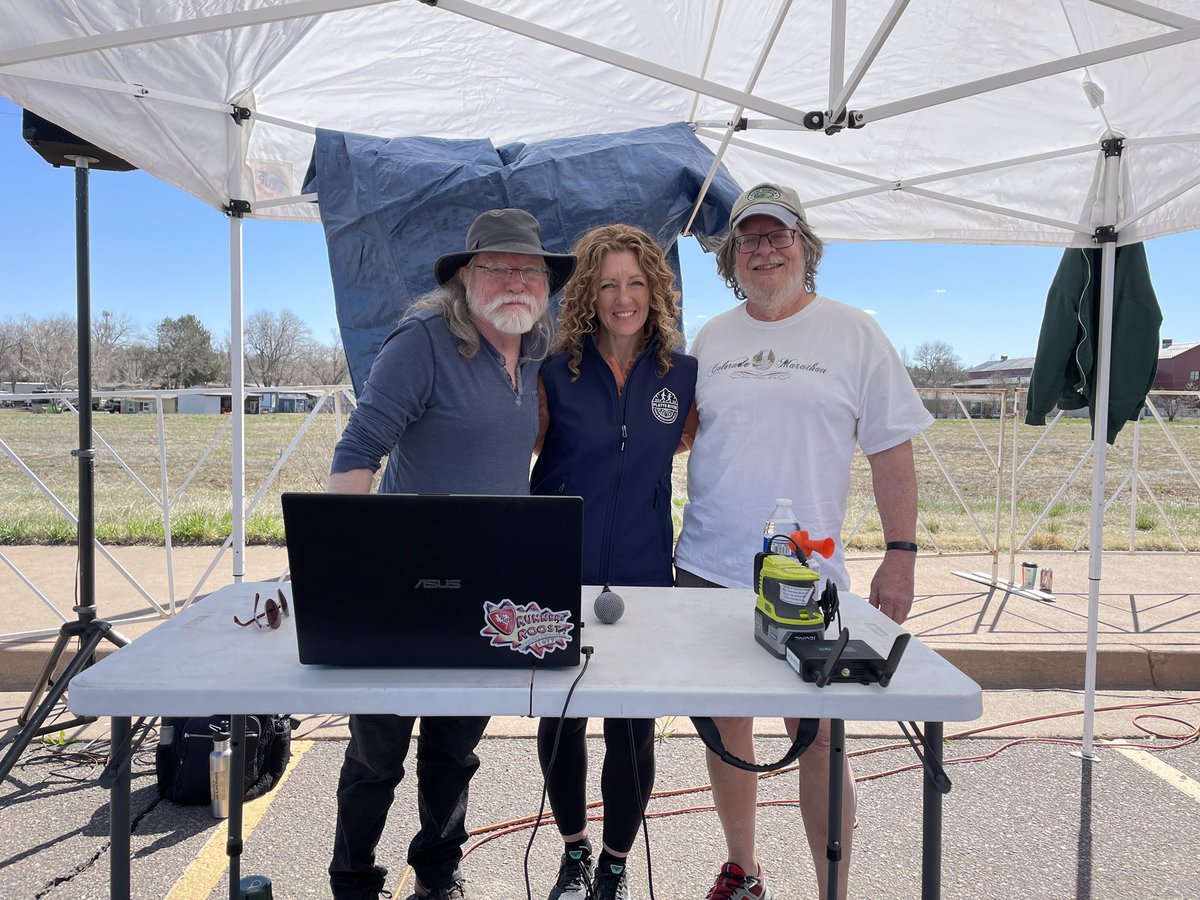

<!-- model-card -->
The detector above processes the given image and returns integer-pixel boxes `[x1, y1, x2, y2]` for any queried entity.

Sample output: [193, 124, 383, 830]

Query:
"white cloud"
[934, 288, 947, 294]
[864, 309, 878, 317]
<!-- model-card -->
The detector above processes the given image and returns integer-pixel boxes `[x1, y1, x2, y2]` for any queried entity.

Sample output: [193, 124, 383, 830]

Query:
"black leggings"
[536, 717, 656, 854]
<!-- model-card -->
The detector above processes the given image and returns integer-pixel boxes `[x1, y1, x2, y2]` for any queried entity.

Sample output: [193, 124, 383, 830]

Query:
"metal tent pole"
[1080, 138, 1123, 762]
[230, 211, 246, 582]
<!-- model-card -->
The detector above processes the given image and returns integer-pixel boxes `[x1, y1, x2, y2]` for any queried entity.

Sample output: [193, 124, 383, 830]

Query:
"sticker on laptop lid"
[480, 599, 575, 659]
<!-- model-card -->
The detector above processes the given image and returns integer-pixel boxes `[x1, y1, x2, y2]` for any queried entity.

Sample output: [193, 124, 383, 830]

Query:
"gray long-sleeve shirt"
[331, 311, 539, 495]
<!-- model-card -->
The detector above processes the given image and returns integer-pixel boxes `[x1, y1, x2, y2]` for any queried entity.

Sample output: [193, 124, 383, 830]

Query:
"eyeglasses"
[469, 264, 550, 284]
[234, 589, 290, 630]
[732, 228, 798, 254]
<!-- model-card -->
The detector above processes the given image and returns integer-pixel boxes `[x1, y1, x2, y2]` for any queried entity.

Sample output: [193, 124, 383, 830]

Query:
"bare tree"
[297, 330, 348, 385]
[1156, 380, 1200, 422]
[909, 340, 965, 388]
[112, 342, 158, 387]
[0, 316, 22, 393]
[19, 314, 77, 390]
[153, 314, 219, 388]
[91, 310, 139, 387]
[244, 309, 312, 386]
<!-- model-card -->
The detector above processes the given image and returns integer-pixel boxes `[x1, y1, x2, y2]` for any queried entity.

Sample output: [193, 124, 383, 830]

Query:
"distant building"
[1153, 339, 1200, 390]
[257, 390, 317, 413]
[121, 394, 178, 415]
[958, 355, 1036, 389]
[177, 391, 262, 415]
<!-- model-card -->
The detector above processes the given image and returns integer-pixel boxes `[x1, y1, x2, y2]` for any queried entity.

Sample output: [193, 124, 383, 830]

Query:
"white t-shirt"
[675, 296, 933, 590]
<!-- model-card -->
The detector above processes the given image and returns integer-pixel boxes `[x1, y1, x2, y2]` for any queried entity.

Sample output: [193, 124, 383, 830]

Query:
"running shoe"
[591, 859, 630, 900]
[547, 843, 594, 900]
[406, 877, 467, 900]
[704, 862, 772, 900]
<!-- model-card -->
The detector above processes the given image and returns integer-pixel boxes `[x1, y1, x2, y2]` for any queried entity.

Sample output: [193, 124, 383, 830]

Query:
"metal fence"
[2, 384, 1197, 641]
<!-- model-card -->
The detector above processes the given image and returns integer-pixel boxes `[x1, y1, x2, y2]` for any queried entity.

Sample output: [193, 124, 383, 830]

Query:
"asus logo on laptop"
[414, 578, 461, 589]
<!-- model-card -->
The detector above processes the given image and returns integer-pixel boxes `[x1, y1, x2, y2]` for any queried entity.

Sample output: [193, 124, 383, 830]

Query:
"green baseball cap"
[730, 182, 807, 229]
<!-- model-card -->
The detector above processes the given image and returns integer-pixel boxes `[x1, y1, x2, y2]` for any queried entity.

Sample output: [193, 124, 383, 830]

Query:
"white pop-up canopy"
[4, 1, 1200, 756]
[4, 1, 1199, 240]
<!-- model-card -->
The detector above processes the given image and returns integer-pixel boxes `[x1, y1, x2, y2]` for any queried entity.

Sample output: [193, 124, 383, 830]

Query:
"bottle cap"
[775, 498, 791, 506]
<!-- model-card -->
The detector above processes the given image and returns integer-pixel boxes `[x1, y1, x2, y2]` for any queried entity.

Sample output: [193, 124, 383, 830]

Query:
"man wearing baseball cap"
[327, 208, 575, 900]
[675, 184, 931, 900]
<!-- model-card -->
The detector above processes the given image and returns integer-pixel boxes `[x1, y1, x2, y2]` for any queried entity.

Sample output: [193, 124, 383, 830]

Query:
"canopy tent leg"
[230, 212, 246, 582]
[1078, 139, 1123, 762]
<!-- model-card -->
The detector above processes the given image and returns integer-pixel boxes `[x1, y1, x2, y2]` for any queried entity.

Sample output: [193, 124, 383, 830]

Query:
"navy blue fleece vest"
[532, 334, 697, 586]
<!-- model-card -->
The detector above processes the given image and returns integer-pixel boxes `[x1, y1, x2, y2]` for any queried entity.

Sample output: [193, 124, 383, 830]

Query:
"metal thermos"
[209, 727, 232, 819]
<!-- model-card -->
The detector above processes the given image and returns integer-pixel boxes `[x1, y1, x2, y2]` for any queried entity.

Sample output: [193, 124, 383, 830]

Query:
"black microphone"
[593, 584, 624, 624]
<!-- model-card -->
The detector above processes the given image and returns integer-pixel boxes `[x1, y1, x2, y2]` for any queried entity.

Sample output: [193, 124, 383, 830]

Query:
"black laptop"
[281, 492, 584, 668]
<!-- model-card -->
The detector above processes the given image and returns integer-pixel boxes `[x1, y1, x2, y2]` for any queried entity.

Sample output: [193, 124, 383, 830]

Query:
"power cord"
[463, 696, 1199, 863]
[523, 645, 594, 900]
[628, 717, 656, 900]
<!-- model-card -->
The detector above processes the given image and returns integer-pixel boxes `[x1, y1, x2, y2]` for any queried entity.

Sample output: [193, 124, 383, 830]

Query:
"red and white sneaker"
[704, 862, 773, 900]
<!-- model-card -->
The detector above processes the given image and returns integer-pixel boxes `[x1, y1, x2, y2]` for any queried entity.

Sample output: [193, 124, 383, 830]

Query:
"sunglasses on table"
[234, 589, 291, 630]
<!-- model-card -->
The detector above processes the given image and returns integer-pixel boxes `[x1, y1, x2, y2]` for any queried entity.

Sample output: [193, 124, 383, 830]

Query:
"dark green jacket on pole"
[1025, 242, 1161, 444]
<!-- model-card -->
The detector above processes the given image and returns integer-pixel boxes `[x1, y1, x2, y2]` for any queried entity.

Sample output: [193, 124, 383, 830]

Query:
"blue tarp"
[304, 123, 741, 392]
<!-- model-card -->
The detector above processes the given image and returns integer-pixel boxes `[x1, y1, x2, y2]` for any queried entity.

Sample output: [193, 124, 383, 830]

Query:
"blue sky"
[3, 97, 1198, 368]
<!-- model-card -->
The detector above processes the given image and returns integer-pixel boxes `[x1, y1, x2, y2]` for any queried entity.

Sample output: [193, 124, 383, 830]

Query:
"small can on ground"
[1021, 561, 1038, 589]
[240, 876, 273, 900]
[1040, 567, 1054, 593]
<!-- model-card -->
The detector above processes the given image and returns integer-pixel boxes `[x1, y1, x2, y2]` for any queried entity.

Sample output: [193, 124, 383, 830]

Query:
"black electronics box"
[786, 635, 887, 685]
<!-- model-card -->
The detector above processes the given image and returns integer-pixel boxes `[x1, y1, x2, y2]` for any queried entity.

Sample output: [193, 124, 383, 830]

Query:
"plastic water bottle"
[209, 725, 232, 819]
[763, 498, 801, 557]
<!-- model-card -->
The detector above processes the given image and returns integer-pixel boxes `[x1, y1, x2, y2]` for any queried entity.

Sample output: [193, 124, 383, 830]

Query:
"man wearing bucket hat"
[675, 184, 931, 900]
[326, 208, 575, 900]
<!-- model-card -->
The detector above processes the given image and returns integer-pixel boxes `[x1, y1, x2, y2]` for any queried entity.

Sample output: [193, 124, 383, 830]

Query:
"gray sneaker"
[704, 862, 772, 900]
[547, 844, 594, 900]
[592, 859, 630, 900]
[407, 877, 467, 900]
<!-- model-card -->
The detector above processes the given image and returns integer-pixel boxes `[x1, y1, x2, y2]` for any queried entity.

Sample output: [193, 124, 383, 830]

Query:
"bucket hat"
[434, 208, 576, 292]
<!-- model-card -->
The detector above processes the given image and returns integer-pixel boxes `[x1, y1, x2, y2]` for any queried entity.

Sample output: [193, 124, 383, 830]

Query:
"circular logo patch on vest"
[651, 388, 679, 424]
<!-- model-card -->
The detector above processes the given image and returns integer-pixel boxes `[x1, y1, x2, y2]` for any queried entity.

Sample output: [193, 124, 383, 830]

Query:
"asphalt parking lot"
[2, 692, 1198, 899]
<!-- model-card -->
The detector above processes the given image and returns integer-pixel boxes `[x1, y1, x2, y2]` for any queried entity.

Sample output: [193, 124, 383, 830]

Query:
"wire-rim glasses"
[234, 589, 290, 630]
[733, 228, 798, 254]
[469, 263, 550, 284]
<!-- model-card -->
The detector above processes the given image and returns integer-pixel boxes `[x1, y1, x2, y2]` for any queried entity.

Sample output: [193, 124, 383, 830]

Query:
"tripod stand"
[0, 149, 132, 781]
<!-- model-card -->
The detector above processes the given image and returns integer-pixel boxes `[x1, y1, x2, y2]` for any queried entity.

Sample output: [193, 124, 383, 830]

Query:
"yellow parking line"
[1112, 745, 1200, 803]
[165, 739, 314, 900]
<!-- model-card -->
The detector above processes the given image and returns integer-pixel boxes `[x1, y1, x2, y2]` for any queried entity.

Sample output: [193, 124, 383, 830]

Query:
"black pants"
[329, 713, 489, 899]
[536, 717, 655, 854]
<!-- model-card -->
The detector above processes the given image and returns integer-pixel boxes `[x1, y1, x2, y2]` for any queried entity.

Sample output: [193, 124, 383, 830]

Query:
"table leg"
[921, 721, 944, 900]
[228, 714, 246, 900]
[110, 716, 131, 900]
[826, 718, 845, 900]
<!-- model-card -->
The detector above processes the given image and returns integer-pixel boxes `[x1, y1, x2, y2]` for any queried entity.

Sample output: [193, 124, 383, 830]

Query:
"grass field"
[2, 408, 1198, 551]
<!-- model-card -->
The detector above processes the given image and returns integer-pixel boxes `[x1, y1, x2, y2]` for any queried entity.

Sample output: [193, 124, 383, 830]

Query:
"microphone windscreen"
[594, 589, 625, 624]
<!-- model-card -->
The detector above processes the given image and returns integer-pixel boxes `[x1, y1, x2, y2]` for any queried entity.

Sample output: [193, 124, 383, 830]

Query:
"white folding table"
[69, 582, 981, 900]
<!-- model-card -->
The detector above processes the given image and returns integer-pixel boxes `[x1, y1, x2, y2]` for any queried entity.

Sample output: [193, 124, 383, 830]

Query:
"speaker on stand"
[0, 111, 137, 780]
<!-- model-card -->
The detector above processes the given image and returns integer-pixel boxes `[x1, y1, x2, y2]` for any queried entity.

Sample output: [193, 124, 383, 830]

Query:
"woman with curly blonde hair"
[530, 223, 696, 900]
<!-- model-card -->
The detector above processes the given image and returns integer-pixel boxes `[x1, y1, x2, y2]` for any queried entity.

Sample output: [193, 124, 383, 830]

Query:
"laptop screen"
[281, 492, 584, 668]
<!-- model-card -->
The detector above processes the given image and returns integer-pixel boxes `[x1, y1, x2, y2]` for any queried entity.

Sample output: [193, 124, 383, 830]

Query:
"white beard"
[740, 257, 809, 315]
[467, 285, 545, 335]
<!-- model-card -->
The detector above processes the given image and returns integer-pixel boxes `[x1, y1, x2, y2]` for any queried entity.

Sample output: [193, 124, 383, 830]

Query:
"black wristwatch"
[885, 541, 918, 553]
